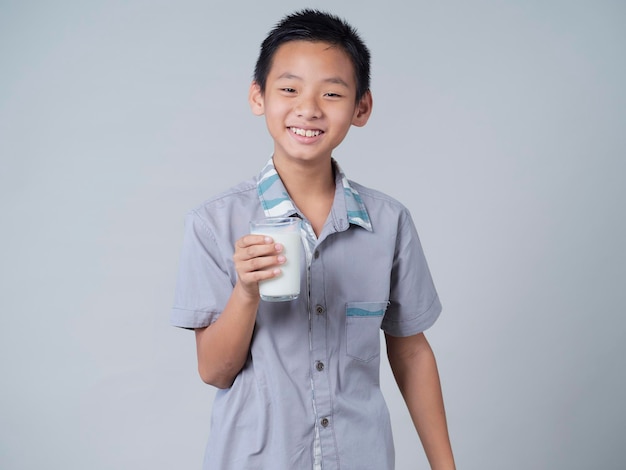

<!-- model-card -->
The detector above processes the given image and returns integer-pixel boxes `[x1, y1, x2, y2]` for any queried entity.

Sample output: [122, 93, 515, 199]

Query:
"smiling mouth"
[289, 127, 323, 137]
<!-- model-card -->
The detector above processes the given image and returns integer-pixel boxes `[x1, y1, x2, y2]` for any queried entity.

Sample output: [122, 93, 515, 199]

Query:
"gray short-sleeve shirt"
[171, 158, 441, 470]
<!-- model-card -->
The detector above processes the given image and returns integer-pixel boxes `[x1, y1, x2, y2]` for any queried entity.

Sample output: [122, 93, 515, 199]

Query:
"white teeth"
[291, 127, 322, 137]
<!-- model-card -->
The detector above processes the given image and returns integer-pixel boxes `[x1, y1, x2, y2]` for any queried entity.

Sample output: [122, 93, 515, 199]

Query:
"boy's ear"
[248, 81, 265, 116]
[351, 90, 373, 127]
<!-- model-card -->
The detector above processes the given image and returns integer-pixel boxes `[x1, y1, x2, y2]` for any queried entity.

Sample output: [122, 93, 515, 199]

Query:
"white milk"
[255, 231, 302, 301]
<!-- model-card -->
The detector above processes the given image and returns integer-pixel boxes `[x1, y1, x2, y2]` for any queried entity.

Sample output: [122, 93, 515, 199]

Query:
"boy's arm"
[385, 332, 456, 470]
[195, 235, 285, 389]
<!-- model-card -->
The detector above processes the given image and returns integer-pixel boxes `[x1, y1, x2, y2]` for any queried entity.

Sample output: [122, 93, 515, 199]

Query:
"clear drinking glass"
[249, 217, 302, 302]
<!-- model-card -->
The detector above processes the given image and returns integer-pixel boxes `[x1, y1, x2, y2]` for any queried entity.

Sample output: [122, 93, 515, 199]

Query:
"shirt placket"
[307, 231, 339, 470]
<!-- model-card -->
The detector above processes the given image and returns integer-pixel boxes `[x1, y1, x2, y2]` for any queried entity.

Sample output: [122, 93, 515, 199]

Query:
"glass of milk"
[250, 217, 302, 302]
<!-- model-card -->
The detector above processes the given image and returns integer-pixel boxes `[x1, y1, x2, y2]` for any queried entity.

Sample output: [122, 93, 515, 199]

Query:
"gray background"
[1, 1, 624, 469]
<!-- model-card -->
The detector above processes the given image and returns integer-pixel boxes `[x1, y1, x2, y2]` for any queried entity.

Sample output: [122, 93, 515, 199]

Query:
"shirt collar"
[256, 157, 372, 231]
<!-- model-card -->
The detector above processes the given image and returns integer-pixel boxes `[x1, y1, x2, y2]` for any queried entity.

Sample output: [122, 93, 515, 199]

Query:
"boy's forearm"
[195, 282, 259, 388]
[387, 333, 456, 470]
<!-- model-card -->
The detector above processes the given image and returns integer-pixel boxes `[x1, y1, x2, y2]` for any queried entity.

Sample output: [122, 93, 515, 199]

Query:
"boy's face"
[249, 40, 372, 167]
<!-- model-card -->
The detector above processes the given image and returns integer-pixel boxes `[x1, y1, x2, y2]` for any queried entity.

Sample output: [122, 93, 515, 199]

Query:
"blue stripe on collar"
[256, 157, 371, 231]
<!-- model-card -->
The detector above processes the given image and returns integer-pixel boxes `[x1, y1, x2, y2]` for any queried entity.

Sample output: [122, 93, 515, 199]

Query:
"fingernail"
[277, 255, 286, 264]
[264, 236, 273, 243]
[275, 243, 283, 252]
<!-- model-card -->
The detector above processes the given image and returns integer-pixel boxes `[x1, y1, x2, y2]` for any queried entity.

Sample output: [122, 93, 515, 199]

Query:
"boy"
[171, 9, 455, 470]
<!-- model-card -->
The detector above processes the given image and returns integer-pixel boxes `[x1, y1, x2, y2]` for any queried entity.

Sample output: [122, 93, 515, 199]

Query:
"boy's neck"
[273, 155, 335, 236]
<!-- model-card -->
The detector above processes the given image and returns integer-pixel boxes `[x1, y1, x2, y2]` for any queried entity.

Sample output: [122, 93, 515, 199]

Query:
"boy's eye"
[281, 87, 296, 93]
[325, 92, 342, 98]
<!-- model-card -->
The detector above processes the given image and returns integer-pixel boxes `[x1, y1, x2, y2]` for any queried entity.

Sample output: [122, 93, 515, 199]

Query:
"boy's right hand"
[233, 234, 285, 299]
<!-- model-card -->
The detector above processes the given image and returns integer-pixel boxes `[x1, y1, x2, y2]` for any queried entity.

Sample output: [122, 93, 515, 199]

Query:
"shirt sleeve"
[381, 208, 442, 337]
[170, 209, 235, 329]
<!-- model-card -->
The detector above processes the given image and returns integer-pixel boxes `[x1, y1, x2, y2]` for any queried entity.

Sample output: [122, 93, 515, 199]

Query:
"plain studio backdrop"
[1, 1, 624, 469]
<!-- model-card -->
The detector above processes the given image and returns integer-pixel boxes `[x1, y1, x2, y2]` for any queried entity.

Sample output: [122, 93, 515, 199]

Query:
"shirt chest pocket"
[345, 301, 389, 362]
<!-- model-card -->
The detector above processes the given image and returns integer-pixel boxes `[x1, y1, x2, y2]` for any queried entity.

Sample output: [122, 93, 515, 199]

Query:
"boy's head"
[254, 9, 371, 102]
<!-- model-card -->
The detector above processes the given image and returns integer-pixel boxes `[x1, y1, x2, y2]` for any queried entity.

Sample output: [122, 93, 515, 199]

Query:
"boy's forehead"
[268, 40, 356, 82]
[272, 40, 343, 62]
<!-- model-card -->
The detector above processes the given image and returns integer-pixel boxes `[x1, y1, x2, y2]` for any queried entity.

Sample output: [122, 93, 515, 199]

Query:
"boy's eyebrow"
[277, 72, 350, 88]
[324, 77, 350, 88]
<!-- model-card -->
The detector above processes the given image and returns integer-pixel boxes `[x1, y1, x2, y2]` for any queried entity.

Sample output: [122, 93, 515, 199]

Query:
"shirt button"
[320, 417, 330, 428]
[316, 361, 325, 372]
[315, 305, 324, 315]
[314, 250, 320, 259]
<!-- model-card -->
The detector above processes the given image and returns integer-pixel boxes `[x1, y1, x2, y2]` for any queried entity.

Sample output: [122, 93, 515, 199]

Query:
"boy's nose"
[294, 95, 322, 119]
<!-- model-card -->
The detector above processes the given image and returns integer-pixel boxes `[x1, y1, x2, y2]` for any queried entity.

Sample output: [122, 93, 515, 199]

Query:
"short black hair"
[254, 9, 371, 101]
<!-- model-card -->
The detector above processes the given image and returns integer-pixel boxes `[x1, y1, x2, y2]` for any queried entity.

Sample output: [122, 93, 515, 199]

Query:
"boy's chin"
[273, 152, 333, 166]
